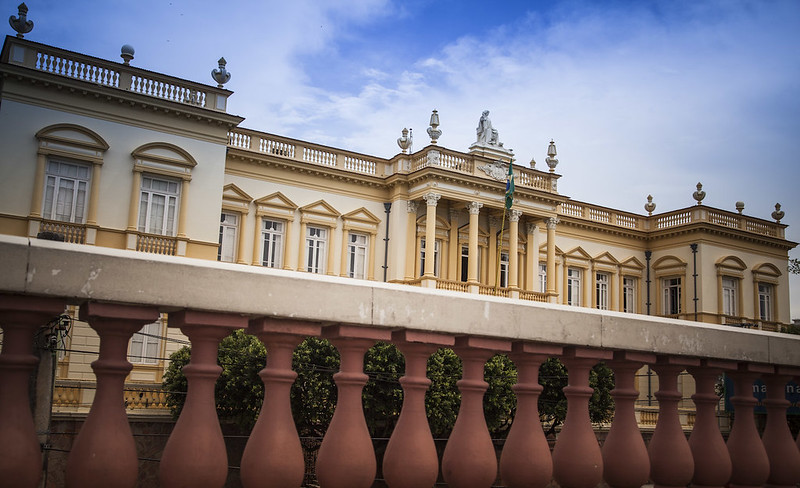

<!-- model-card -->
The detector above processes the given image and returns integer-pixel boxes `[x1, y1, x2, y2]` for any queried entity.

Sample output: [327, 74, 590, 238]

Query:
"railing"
[478, 284, 510, 297]
[557, 201, 784, 239]
[519, 290, 548, 302]
[136, 233, 177, 255]
[436, 279, 470, 293]
[2, 37, 230, 112]
[227, 128, 385, 177]
[123, 386, 170, 410]
[38, 220, 86, 244]
[2, 238, 799, 488]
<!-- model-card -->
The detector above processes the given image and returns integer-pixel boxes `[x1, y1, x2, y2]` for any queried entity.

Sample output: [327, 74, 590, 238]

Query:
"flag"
[505, 163, 515, 209]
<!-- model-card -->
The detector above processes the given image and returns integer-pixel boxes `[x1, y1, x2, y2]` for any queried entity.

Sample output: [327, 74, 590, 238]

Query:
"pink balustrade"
[1, 290, 799, 487]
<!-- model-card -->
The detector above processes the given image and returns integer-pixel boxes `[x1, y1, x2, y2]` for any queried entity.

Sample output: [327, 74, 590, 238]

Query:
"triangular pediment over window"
[222, 184, 252, 213]
[255, 192, 297, 219]
[300, 200, 340, 227]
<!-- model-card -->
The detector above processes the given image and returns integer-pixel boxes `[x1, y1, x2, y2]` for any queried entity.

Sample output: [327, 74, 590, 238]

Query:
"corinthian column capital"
[423, 192, 441, 207]
[467, 201, 483, 215]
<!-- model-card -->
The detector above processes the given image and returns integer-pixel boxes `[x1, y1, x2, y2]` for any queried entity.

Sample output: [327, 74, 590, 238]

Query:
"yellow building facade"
[0, 34, 795, 419]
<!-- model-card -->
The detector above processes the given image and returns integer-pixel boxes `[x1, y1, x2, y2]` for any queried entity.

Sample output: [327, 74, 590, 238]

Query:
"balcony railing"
[38, 220, 86, 244]
[2, 236, 799, 488]
[136, 233, 177, 255]
[2, 37, 231, 112]
[559, 201, 786, 239]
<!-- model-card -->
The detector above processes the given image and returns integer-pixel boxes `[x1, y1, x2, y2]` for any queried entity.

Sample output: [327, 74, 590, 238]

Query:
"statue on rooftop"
[476, 110, 501, 146]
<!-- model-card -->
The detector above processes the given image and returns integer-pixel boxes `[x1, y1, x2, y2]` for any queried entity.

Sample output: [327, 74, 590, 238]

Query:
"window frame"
[595, 272, 609, 310]
[420, 237, 442, 278]
[567, 267, 582, 306]
[218, 211, 239, 262]
[42, 158, 91, 224]
[622, 276, 637, 313]
[662, 276, 682, 316]
[129, 321, 162, 365]
[137, 174, 181, 237]
[347, 231, 369, 279]
[261, 218, 285, 268]
[306, 225, 328, 274]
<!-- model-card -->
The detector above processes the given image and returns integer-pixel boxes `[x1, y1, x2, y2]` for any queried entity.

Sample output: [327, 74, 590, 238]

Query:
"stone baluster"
[241, 318, 321, 488]
[159, 311, 245, 488]
[442, 337, 511, 488]
[648, 357, 699, 488]
[726, 363, 771, 488]
[0, 295, 66, 488]
[762, 367, 800, 488]
[500, 343, 562, 488]
[687, 360, 734, 488]
[383, 330, 454, 488]
[65, 303, 159, 488]
[552, 348, 612, 488]
[316, 325, 391, 488]
[602, 352, 656, 488]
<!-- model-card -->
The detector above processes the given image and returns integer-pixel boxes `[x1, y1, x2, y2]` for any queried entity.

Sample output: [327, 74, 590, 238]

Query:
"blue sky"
[6, 0, 800, 317]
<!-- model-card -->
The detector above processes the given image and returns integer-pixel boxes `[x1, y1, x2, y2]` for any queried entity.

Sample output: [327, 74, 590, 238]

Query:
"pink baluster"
[159, 311, 245, 488]
[0, 295, 66, 488]
[65, 302, 159, 488]
[241, 318, 321, 488]
[552, 347, 612, 488]
[316, 325, 391, 488]
[442, 337, 511, 488]
[648, 357, 699, 488]
[726, 363, 771, 488]
[602, 351, 656, 488]
[687, 360, 734, 488]
[500, 343, 562, 488]
[383, 330, 454, 488]
[762, 367, 800, 488]
[796, 375, 800, 451]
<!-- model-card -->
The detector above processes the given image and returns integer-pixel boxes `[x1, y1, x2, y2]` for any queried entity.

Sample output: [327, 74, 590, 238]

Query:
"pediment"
[593, 251, 620, 265]
[565, 246, 592, 261]
[36, 123, 109, 151]
[222, 183, 252, 203]
[132, 143, 197, 168]
[255, 192, 297, 210]
[620, 256, 645, 270]
[752, 262, 782, 278]
[652, 255, 686, 271]
[300, 200, 341, 218]
[716, 255, 747, 271]
[342, 207, 381, 225]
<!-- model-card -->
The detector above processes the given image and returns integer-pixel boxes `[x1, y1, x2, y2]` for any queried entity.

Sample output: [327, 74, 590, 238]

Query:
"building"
[1, 13, 799, 488]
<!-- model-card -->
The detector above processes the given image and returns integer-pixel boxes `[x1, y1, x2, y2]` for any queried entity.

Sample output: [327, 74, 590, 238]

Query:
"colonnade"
[1, 295, 799, 488]
[411, 192, 560, 299]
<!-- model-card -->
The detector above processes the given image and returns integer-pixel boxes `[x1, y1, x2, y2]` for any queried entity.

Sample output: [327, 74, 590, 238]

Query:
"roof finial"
[771, 203, 784, 223]
[211, 57, 231, 88]
[427, 109, 441, 144]
[120, 44, 135, 65]
[644, 195, 656, 215]
[693, 182, 706, 205]
[546, 139, 559, 172]
[9, 3, 33, 38]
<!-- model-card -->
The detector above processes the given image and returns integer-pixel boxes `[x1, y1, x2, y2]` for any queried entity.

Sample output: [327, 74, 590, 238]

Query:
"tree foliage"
[162, 331, 615, 440]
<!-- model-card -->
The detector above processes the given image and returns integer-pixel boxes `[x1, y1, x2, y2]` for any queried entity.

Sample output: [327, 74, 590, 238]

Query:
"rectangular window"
[539, 263, 547, 293]
[43, 160, 90, 223]
[499, 252, 509, 288]
[663, 277, 682, 315]
[595, 272, 609, 310]
[567, 267, 581, 306]
[130, 321, 161, 365]
[347, 232, 368, 279]
[623, 277, 637, 313]
[758, 283, 773, 321]
[461, 246, 469, 282]
[138, 175, 179, 236]
[420, 238, 441, 277]
[261, 219, 284, 268]
[218, 212, 238, 262]
[306, 226, 327, 274]
[721, 277, 738, 316]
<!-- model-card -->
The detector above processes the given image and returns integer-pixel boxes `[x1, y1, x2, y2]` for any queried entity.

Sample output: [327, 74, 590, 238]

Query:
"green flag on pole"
[505, 163, 515, 209]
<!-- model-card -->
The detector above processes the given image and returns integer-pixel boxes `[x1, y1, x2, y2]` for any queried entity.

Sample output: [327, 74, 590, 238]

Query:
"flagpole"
[494, 206, 507, 294]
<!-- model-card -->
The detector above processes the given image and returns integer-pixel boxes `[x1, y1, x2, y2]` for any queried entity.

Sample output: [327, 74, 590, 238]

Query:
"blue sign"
[723, 376, 800, 415]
